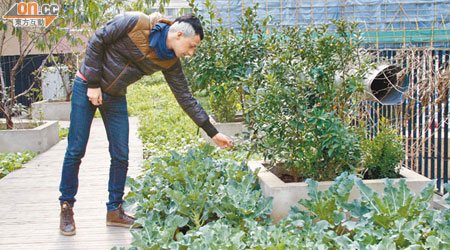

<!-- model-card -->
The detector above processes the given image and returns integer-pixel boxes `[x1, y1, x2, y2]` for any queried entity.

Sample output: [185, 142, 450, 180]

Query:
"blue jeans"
[59, 76, 129, 212]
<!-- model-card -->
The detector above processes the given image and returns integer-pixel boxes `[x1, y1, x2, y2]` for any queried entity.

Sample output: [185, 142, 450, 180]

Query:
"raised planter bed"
[248, 160, 432, 223]
[200, 114, 248, 145]
[31, 100, 71, 121]
[0, 121, 59, 153]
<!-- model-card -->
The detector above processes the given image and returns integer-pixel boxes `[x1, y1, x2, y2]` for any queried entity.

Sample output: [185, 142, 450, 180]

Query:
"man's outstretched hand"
[212, 133, 233, 149]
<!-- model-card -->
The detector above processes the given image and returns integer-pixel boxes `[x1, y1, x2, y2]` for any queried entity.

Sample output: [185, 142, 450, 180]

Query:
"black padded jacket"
[79, 11, 218, 137]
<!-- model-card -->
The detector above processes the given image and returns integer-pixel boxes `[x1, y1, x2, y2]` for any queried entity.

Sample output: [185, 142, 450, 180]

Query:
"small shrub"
[361, 118, 404, 179]
[184, 2, 270, 122]
[208, 84, 240, 123]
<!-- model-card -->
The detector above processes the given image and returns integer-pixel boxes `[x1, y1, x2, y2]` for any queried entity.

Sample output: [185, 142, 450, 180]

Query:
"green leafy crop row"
[121, 146, 273, 249]
[116, 147, 449, 250]
[127, 74, 204, 159]
[282, 175, 449, 249]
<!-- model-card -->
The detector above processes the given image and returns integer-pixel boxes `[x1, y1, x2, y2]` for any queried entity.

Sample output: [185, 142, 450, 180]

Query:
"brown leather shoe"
[60, 201, 76, 236]
[106, 204, 135, 228]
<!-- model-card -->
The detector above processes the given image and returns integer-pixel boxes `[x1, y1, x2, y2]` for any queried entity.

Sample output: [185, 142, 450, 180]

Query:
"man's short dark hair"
[174, 14, 204, 40]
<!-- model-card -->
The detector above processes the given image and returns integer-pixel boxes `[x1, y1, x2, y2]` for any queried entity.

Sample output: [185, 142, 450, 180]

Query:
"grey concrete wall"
[0, 121, 59, 153]
[32, 100, 71, 121]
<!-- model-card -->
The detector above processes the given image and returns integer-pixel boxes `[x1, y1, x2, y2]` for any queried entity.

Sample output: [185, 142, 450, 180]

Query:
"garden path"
[0, 117, 143, 250]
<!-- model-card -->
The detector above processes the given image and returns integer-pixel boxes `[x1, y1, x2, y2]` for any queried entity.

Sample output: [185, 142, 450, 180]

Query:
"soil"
[264, 162, 402, 183]
[212, 114, 245, 123]
[278, 173, 303, 183]
[0, 121, 43, 130]
[263, 162, 307, 183]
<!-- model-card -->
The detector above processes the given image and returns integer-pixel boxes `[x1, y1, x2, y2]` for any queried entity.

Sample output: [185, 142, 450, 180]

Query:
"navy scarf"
[148, 22, 176, 60]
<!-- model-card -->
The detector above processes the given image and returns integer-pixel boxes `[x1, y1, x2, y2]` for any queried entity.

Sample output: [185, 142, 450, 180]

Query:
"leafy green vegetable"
[123, 154, 449, 250]
[124, 146, 273, 249]
[0, 151, 38, 179]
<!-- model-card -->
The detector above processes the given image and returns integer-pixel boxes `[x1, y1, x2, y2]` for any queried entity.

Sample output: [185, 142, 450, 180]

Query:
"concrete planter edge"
[200, 115, 247, 145]
[248, 160, 433, 223]
[0, 120, 60, 153]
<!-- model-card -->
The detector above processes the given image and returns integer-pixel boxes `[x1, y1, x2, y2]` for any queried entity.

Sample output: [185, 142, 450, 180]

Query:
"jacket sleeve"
[162, 60, 219, 138]
[82, 13, 139, 88]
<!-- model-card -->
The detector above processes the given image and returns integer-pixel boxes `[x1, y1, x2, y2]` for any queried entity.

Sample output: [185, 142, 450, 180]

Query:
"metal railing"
[363, 48, 449, 194]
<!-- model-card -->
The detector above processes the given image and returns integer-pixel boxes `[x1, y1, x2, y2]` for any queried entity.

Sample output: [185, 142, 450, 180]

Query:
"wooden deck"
[0, 117, 143, 250]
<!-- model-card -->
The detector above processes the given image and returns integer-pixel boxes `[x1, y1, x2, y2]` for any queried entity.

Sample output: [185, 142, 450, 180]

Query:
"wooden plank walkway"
[0, 117, 143, 250]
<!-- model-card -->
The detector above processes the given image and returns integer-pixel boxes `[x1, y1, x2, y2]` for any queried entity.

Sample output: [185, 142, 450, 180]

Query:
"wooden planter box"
[248, 161, 432, 223]
[31, 100, 71, 121]
[0, 121, 59, 153]
[200, 115, 248, 145]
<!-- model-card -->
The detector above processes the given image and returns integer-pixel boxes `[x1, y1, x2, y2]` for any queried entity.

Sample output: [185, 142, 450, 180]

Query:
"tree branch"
[15, 37, 64, 100]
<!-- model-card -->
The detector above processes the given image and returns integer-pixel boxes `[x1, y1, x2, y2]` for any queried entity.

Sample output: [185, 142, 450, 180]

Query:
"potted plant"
[245, 21, 431, 223]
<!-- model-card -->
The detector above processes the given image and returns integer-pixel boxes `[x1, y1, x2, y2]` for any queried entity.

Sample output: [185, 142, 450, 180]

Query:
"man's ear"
[176, 31, 184, 39]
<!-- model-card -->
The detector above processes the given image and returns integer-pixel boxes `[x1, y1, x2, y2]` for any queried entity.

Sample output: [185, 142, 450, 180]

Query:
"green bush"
[0, 151, 38, 179]
[184, 1, 270, 122]
[361, 118, 405, 179]
[246, 21, 369, 181]
[208, 86, 240, 122]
